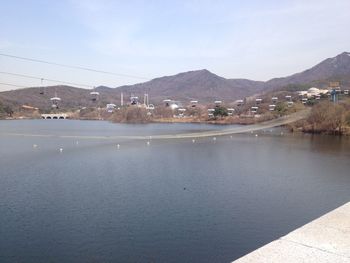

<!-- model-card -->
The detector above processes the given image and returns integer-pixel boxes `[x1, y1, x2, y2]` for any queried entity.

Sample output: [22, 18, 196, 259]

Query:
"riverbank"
[286, 99, 350, 135]
[0, 114, 279, 126]
[2, 102, 350, 135]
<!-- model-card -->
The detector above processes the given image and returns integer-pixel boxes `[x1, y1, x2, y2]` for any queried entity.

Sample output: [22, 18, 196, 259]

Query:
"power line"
[0, 53, 150, 80]
[0, 71, 93, 88]
[0, 82, 27, 88]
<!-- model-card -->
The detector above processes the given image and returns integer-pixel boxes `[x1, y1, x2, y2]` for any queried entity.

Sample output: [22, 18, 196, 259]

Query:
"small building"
[269, 105, 276, 111]
[130, 96, 139, 105]
[177, 109, 186, 118]
[170, 102, 179, 110]
[271, 97, 278, 103]
[163, 99, 180, 110]
[106, 103, 116, 113]
[146, 104, 155, 110]
[21, 105, 39, 111]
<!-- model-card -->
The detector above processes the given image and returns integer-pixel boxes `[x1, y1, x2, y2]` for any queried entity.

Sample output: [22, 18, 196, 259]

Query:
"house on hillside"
[298, 87, 329, 98]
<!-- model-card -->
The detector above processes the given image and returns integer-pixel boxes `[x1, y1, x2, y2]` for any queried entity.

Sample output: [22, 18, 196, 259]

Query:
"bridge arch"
[41, 114, 68, 120]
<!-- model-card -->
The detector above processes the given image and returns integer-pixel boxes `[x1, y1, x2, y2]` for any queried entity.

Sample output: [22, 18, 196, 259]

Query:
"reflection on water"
[308, 134, 350, 154]
[0, 120, 349, 263]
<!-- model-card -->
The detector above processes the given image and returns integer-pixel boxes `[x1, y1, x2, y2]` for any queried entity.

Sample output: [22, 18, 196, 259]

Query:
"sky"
[0, 0, 350, 91]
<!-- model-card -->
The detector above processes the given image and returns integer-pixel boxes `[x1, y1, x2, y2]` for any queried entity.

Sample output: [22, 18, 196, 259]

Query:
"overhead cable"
[0, 53, 150, 80]
[0, 82, 28, 88]
[0, 71, 93, 88]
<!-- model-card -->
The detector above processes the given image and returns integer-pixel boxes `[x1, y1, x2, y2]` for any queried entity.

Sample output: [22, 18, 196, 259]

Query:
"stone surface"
[233, 202, 350, 262]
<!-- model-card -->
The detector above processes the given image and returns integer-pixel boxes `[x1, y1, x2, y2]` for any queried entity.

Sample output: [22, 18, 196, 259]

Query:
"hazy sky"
[1, 0, 349, 91]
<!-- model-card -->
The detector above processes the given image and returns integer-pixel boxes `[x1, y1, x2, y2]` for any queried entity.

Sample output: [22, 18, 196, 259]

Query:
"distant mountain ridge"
[1, 52, 350, 109]
[265, 52, 350, 89]
[114, 69, 265, 103]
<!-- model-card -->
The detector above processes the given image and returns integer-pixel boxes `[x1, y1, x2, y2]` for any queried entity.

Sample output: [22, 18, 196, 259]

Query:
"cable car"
[39, 78, 45, 95]
[90, 91, 100, 102]
[50, 96, 61, 108]
[130, 96, 139, 105]
[236, 99, 244, 106]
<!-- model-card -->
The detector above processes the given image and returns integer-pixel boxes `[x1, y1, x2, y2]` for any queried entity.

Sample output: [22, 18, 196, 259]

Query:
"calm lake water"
[0, 120, 349, 263]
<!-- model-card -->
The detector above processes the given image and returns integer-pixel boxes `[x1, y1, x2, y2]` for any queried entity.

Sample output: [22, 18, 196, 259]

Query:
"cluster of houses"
[101, 85, 350, 118]
[43, 81, 349, 118]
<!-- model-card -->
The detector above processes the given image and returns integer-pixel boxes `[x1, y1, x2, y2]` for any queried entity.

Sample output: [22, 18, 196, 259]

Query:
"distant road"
[1, 109, 311, 140]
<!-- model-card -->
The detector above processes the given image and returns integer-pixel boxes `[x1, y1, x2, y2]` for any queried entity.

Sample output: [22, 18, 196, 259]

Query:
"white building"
[106, 103, 116, 112]
[298, 87, 329, 98]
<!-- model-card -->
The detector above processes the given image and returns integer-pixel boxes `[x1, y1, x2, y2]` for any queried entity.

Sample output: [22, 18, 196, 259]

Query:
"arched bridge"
[41, 114, 68, 119]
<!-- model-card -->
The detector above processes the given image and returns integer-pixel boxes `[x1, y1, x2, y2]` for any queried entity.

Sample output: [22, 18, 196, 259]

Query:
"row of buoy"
[32, 141, 80, 152]
[30, 131, 288, 153]
[33, 144, 63, 152]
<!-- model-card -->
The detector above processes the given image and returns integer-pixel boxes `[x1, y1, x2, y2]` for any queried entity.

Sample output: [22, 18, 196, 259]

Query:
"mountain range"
[1, 52, 350, 110]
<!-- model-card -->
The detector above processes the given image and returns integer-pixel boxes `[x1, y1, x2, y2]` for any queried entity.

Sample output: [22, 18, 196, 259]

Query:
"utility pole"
[329, 82, 340, 104]
[144, 93, 149, 107]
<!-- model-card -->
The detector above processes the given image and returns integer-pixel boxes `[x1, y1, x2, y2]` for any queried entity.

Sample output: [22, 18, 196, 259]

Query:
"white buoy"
[192, 139, 195, 143]
[59, 148, 63, 153]
[33, 144, 38, 148]
[213, 137, 216, 141]
[147, 141, 150, 146]
[230, 135, 233, 139]
[255, 134, 258, 137]
[117, 144, 120, 149]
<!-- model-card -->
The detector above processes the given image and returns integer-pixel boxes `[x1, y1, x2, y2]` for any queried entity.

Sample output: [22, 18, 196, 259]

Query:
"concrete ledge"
[233, 202, 350, 263]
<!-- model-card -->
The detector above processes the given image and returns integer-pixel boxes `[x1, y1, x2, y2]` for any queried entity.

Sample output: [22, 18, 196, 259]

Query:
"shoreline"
[2, 113, 349, 136]
[0, 116, 285, 128]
